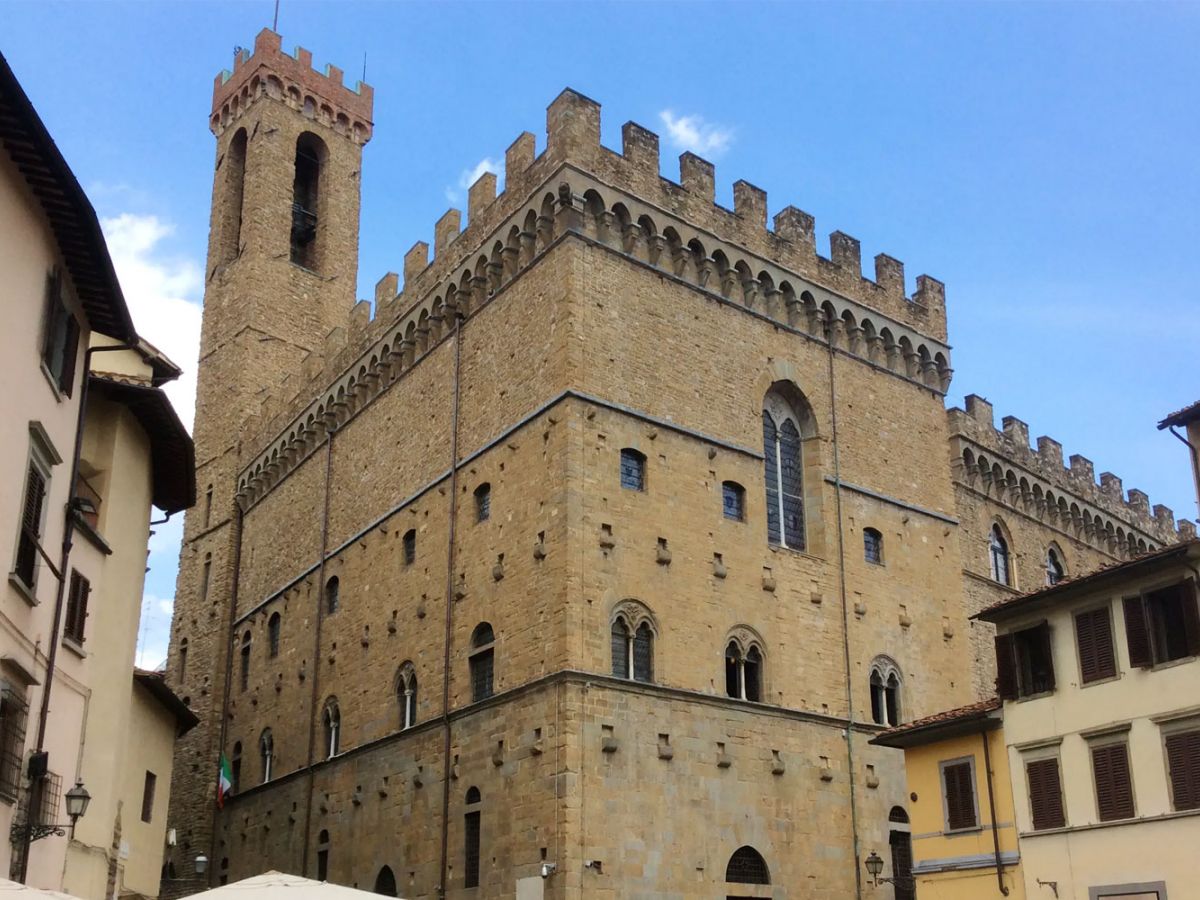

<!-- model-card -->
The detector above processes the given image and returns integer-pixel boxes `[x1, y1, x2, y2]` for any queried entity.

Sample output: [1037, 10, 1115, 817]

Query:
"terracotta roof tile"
[876, 697, 1001, 741]
[1159, 399, 1200, 429]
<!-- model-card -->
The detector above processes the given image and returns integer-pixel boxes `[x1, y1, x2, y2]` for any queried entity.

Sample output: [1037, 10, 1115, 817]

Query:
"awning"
[181, 871, 407, 900]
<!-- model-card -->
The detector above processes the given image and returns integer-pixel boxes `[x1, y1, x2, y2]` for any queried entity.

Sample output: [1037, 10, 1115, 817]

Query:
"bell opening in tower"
[290, 133, 325, 269]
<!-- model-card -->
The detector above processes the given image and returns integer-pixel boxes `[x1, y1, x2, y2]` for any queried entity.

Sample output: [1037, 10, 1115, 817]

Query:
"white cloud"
[658, 110, 734, 157]
[135, 593, 174, 671]
[445, 157, 503, 204]
[100, 213, 203, 432]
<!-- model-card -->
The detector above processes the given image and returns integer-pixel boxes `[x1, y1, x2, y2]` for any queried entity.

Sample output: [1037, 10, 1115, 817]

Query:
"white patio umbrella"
[179, 872, 404, 900]
[0, 880, 89, 900]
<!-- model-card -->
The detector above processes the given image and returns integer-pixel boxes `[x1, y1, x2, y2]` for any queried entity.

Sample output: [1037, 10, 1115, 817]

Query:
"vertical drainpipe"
[980, 727, 1010, 895]
[825, 319, 863, 900]
[438, 309, 464, 897]
[300, 426, 336, 875]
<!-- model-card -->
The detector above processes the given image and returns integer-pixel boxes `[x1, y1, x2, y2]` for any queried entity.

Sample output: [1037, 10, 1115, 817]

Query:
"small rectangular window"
[14, 462, 49, 590]
[403, 530, 416, 565]
[464, 809, 481, 888]
[63, 570, 90, 644]
[863, 528, 883, 564]
[1075, 606, 1117, 683]
[1164, 728, 1200, 811]
[941, 758, 978, 831]
[1026, 757, 1066, 830]
[1091, 742, 1134, 821]
[141, 771, 157, 823]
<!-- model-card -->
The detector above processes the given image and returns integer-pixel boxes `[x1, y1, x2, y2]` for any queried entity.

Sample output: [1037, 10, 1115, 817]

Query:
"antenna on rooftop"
[272, 0, 280, 32]
[362, 52, 367, 83]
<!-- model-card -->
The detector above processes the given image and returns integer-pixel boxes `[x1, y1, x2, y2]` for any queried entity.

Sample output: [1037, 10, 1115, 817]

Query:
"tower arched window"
[222, 128, 247, 263]
[725, 639, 763, 702]
[402, 529, 416, 565]
[464, 787, 482, 888]
[474, 483, 491, 522]
[762, 386, 815, 551]
[469, 623, 495, 702]
[178, 637, 188, 683]
[259, 729, 273, 783]
[869, 658, 903, 726]
[239, 631, 251, 692]
[230, 741, 242, 794]
[322, 698, 340, 759]
[267, 612, 281, 658]
[316, 829, 330, 881]
[725, 845, 770, 885]
[1046, 546, 1065, 586]
[620, 448, 646, 492]
[373, 866, 397, 897]
[398, 663, 418, 729]
[610, 611, 654, 683]
[324, 576, 340, 615]
[989, 525, 1011, 586]
[863, 527, 883, 564]
[291, 133, 327, 270]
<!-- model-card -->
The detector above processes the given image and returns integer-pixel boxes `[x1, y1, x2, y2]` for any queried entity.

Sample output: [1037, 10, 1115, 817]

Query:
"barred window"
[863, 528, 883, 564]
[721, 481, 745, 521]
[469, 624, 495, 702]
[619, 449, 646, 492]
[63, 570, 90, 644]
[0, 688, 29, 801]
[464, 787, 482, 888]
[725, 845, 770, 884]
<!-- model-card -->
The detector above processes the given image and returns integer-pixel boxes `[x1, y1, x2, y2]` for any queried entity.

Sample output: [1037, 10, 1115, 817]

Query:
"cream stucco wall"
[996, 555, 1200, 900]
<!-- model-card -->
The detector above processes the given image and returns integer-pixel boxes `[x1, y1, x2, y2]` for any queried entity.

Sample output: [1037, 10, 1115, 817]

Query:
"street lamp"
[64, 781, 91, 837]
[864, 850, 914, 890]
[195, 855, 209, 876]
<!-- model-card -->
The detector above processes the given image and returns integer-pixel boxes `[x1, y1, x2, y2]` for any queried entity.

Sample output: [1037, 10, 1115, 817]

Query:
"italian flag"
[217, 754, 233, 808]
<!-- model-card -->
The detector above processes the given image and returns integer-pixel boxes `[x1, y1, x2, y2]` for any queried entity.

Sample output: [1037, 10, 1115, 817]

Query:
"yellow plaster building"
[872, 699, 1023, 899]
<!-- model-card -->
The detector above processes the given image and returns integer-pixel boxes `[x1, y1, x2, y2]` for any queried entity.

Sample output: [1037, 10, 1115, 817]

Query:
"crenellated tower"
[163, 29, 372, 882]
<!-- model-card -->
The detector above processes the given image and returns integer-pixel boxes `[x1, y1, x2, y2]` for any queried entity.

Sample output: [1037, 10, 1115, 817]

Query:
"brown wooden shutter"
[1026, 758, 1065, 830]
[994, 633, 1018, 700]
[58, 314, 79, 397]
[1165, 730, 1200, 811]
[1076, 608, 1117, 683]
[22, 467, 46, 537]
[943, 762, 977, 830]
[1091, 743, 1134, 821]
[1181, 580, 1200, 658]
[1123, 596, 1153, 668]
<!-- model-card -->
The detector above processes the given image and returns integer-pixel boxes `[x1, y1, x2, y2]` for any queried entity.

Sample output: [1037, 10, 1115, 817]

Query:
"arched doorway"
[888, 806, 914, 900]
[373, 865, 397, 897]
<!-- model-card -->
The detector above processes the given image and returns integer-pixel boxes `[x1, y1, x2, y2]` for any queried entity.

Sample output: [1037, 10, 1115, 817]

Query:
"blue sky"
[5, 2, 1198, 667]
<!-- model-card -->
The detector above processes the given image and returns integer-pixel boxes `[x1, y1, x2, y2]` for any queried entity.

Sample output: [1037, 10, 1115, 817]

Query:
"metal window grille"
[34, 771, 63, 828]
[0, 690, 28, 800]
[470, 650, 494, 702]
[864, 529, 882, 564]
[632, 623, 653, 683]
[463, 809, 481, 888]
[762, 414, 780, 544]
[725, 846, 769, 884]
[610, 620, 630, 679]
[778, 420, 805, 550]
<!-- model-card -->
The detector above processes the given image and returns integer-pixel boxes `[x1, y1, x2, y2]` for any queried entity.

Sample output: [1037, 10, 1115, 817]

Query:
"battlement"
[234, 87, 960, 504]
[949, 394, 1196, 551]
[210, 28, 373, 140]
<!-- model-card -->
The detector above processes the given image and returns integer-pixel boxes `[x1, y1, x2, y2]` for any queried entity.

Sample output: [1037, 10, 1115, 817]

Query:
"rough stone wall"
[165, 32, 369, 877]
[170, 48, 1197, 898]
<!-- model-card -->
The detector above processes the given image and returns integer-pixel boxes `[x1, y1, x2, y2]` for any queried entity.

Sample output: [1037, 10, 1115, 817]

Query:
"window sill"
[72, 512, 113, 556]
[8, 573, 38, 606]
[767, 542, 824, 563]
[1150, 655, 1197, 673]
[943, 825, 983, 837]
[1014, 689, 1055, 703]
[61, 636, 86, 659]
[1079, 672, 1122, 689]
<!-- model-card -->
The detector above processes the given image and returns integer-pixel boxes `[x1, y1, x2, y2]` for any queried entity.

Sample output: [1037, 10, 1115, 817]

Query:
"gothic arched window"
[322, 698, 340, 759]
[725, 845, 770, 884]
[870, 657, 903, 726]
[762, 386, 814, 551]
[268, 612, 281, 658]
[1046, 546, 1065, 586]
[397, 663, 418, 729]
[611, 608, 655, 683]
[469, 623, 495, 702]
[989, 525, 1011, 586]
[259, 728, 273, 783]
[725, 638, 764, 702]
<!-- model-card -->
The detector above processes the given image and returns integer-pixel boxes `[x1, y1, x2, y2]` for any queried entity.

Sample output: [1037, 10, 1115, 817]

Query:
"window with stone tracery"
[762, 386, 814, 551]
